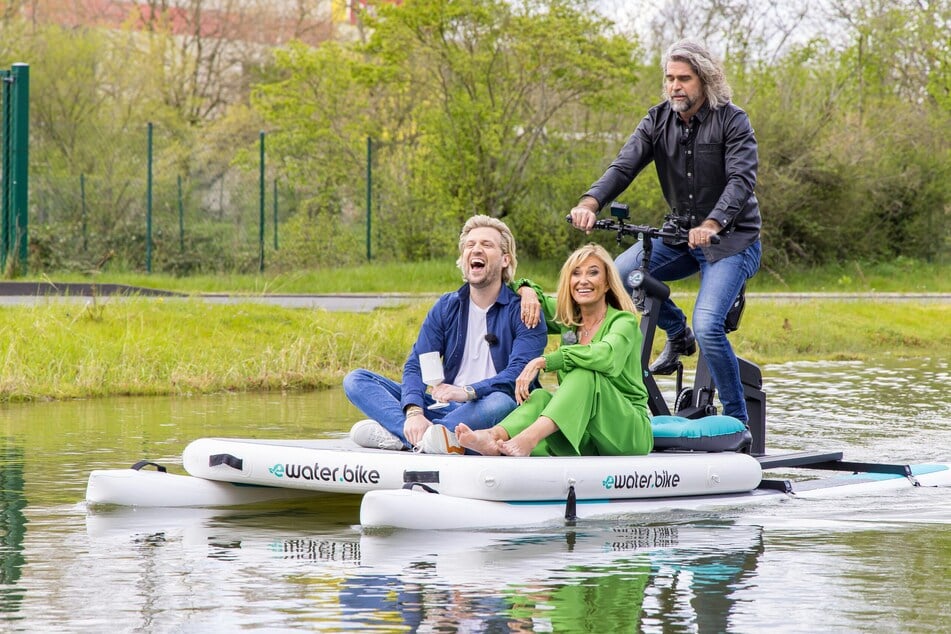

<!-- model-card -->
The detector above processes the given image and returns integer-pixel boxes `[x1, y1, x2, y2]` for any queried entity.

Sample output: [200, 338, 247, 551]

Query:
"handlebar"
[565, 214, 720, 245]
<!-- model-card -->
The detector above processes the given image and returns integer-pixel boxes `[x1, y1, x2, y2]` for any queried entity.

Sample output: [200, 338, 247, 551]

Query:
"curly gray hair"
[662, 38, 732, 110]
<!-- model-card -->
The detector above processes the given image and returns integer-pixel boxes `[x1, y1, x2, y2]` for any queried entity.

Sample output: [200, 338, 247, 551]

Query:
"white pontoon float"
[86, 427, 950, 530]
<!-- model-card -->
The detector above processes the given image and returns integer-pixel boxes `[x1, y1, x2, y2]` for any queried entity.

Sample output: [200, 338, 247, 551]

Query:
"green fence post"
[273, 178, 278, 251]
[81, 173, 87, 252]
[0, 71, 6, 272]
[0, 72, 6, 272]
[259, 130, 265, 273]
[178, 175, 184, 252]
[366, 136, 372, 261]
[1, 63, 29, 275]
[11, 64, 28, 274]
[146, 122, 153, 273]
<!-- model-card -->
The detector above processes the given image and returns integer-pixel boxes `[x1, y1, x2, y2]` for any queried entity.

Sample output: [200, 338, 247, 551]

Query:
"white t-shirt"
[452, 299, 497, 387]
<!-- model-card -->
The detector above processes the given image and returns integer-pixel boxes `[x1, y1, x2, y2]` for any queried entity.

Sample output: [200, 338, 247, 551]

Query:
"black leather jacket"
[584, 100, 761, 261]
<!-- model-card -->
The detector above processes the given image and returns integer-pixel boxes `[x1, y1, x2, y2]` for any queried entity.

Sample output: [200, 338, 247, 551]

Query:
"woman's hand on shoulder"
[517, 286, 541, 328]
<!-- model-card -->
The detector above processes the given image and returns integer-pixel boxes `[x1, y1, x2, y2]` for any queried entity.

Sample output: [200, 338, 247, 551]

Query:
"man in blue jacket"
[568, 38, 762, 424]
[344, 215, 548, 453]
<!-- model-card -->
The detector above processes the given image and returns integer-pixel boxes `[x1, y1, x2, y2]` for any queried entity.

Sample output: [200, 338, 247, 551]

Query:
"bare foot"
[498, 417, 553, 456]
[499, 434, 537, 457]
[456, 423, 504, 456]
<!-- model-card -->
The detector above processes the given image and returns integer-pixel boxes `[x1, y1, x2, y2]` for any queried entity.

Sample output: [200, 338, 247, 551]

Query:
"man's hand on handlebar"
[688, 220, 722, 248]
[578, 201, 723, 247]
[568, 197, 599, 234]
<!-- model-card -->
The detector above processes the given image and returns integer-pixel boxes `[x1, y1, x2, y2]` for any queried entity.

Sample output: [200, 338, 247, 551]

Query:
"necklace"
[581, 311, 606, 339]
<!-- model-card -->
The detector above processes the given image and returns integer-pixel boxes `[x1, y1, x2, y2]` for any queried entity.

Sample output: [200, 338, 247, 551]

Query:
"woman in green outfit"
[456, 243, 653, 456]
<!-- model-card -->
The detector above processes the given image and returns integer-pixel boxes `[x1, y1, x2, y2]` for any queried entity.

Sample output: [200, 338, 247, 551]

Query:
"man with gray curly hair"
[566, 38, 762, 425]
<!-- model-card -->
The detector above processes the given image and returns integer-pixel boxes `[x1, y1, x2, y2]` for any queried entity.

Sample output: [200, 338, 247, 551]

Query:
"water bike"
[85, 210, 950, 529]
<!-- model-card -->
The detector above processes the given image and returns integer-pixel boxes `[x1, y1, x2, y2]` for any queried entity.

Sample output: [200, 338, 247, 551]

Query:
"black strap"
[208, 453, 243, 470]
[130, 460, 167, 473]
[404, 470, 440, 484]
[402, 482, 439, 493]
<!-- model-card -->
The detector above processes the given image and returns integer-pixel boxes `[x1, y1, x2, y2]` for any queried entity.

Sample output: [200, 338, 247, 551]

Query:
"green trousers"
[499, 368, 653, 456]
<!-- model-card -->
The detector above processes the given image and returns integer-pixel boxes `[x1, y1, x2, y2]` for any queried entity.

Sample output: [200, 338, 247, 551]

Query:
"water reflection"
[0, 358, 949, 630]
[0, 443, 26, 615]
[85, 505, 765, 632]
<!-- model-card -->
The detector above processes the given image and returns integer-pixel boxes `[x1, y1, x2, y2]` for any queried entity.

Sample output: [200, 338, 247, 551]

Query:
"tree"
[822, 0, 950, 261]
[250, 0, 647, 261]
[364, 0, 638, 216]
[28, 26, 166, 242]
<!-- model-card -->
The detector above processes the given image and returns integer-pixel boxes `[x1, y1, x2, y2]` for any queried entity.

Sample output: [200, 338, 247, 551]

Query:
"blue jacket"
[400, 283, 547, 409]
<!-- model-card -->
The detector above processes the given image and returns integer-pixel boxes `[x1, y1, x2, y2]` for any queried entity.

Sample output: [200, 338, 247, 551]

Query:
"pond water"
[1, 358, 949, 632]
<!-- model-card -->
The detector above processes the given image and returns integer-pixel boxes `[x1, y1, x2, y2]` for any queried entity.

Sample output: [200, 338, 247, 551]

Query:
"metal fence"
[29, 122, 292, 276]
[1, 63, 29, 275]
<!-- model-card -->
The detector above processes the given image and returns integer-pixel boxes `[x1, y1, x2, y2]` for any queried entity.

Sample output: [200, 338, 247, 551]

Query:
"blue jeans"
[615, 238, 761, 421]
[342, 369, 518, 446]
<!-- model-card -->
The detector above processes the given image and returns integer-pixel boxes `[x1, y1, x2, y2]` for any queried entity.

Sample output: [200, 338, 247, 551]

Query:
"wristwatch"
[464, 385, 477, 401]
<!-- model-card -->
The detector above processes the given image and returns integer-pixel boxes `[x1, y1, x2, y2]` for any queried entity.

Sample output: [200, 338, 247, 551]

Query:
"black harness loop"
[130, 460, 167, 473]
[208, 453, 244, 470]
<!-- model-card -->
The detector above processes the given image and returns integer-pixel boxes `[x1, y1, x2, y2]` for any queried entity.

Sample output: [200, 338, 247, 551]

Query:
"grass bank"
[1, 296, 947, 402]
[28, 256, 950, 294]
[0, 298, 415, 401]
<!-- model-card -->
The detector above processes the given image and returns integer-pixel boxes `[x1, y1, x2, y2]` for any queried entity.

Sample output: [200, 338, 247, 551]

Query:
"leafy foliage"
[10, 0, 950, 276]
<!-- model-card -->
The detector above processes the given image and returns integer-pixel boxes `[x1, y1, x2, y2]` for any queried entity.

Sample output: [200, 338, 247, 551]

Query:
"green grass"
[1, 294, 947, 402]
[5, 257, 947, 401]
[26, 261, 510, 295]
[27, 257, 949, 294]
[0, 298, 422, 401]
[750, 257, 950, 293]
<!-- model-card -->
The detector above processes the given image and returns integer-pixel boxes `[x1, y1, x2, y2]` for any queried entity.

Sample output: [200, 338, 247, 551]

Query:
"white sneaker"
[417, 424, 465, 455]
[349, 419, 405, 451]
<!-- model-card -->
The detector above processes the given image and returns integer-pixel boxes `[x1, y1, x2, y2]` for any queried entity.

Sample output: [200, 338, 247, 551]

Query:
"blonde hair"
[662, 38, 732, 110]
[553, 243, 635, 327]
[456, 215, 517, 284]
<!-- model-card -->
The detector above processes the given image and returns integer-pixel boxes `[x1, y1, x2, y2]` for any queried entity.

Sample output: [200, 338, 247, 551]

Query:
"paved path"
[0, 281, 946, 312]
[0, 281, 430, 311]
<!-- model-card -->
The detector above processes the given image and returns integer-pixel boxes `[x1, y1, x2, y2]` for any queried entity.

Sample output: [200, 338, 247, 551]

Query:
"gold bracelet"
[405, 406, 424, 418]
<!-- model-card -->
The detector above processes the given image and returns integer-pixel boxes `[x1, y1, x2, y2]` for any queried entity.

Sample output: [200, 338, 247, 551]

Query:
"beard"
[465, 262, 500, 289]
[668, 93, 694, 113]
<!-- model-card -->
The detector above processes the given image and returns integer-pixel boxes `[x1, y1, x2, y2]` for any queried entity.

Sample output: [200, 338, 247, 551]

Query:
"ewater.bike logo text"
[268, 461, 381, 484]
[602, 469, 681, 490]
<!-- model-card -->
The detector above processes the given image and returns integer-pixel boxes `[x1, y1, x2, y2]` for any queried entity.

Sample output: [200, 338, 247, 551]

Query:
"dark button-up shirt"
[584, 100, 761, 261]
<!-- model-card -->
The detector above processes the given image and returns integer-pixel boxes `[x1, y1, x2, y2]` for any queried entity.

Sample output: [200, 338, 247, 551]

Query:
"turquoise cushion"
[651, 415, 752, 452]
